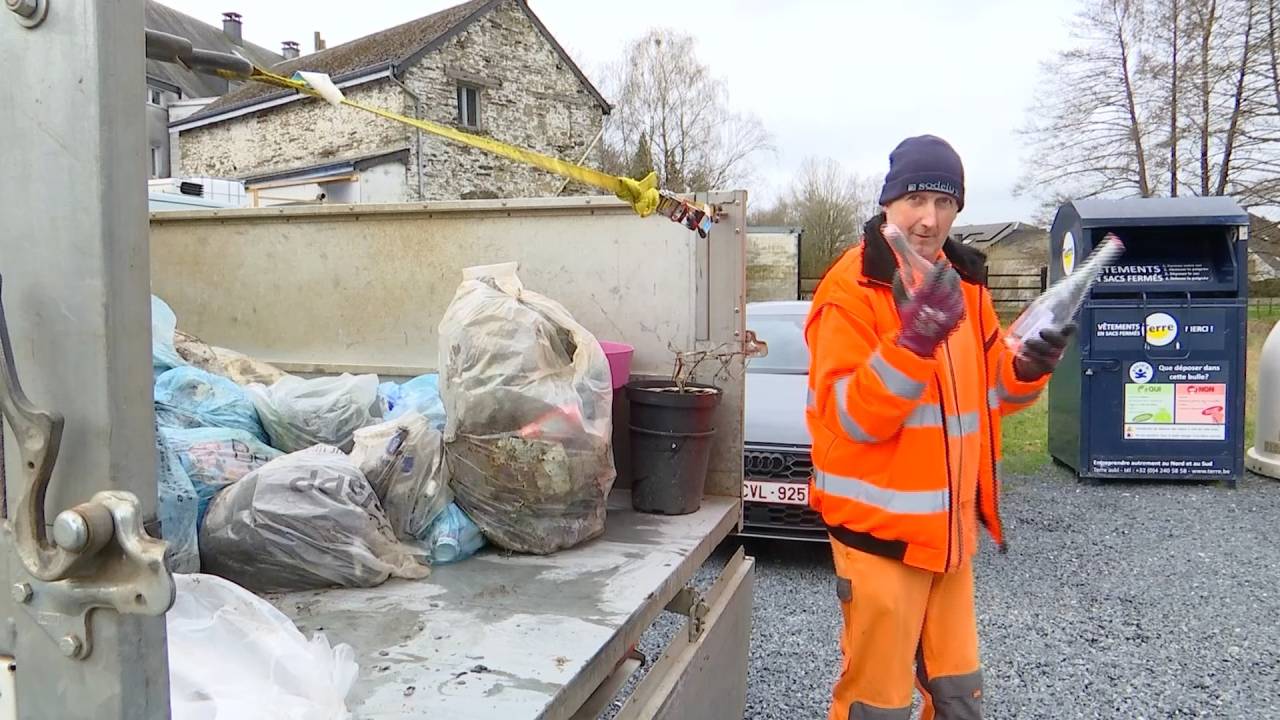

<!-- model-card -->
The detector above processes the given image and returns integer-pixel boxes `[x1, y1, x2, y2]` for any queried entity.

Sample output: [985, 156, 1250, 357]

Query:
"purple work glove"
[894, 261, 965, 358]
[1013, 324, 1076, 381]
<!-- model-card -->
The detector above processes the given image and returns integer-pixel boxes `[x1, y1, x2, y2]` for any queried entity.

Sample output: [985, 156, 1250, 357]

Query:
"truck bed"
[270, 492, 740, 719]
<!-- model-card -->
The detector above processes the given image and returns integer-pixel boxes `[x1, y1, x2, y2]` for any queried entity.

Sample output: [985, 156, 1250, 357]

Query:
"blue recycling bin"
[1046, 197, 1249, 486]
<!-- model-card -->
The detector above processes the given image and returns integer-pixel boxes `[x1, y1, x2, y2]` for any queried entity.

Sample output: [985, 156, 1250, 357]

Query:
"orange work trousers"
[828, 539, 984, 720]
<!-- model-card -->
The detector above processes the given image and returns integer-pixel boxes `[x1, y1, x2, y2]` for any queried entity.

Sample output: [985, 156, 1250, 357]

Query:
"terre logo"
[1144, 312, 1178, 347]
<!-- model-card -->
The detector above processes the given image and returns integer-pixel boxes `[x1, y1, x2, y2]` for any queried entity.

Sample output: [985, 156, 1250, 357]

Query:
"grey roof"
[182, 0, 610, 125]
[145, 2, 283, 98]
[951, 222, 1037, 247]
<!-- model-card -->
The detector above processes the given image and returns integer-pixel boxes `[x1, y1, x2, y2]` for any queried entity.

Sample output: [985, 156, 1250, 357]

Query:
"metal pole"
[0, 1, 170, 717]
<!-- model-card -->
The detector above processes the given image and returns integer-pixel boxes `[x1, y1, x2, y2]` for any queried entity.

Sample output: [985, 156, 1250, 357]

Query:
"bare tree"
[1270, 0, 1280, 112]
[1017, 0, 1158, 213]
[1019, 0, 1280, 211]
[601, 29, 774, 192]
[752, 158, 878, 279]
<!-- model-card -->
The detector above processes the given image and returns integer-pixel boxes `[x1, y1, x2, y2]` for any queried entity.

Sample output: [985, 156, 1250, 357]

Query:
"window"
[147, 87, 166, 107]
[150, 146, 163, 178]
[456, 84, 480, 129]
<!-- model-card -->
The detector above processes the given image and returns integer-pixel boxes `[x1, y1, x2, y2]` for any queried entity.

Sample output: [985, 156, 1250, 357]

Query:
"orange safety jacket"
[805, 216, 1050, 573]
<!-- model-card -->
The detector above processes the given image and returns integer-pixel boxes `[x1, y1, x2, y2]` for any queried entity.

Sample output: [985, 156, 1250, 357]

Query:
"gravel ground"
[603, 467, 1280, 719]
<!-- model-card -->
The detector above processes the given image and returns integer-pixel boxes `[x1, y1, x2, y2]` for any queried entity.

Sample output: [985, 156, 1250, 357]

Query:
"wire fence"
[1250, 297, 1280, 318]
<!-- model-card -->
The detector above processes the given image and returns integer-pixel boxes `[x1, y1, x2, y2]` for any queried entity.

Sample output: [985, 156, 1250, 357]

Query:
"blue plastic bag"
[377, 381, 402, 416]
[379, 374, 445, 429]
[152, 296, 186, 379]
[154, 367, 269, 444]
[156, 427, 201, 573]
[423, 502, 485, 564]
[160, 427, 282, 528]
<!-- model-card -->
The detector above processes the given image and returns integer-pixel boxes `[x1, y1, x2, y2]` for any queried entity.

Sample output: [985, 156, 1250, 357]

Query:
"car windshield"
[746, 314, 809, 374]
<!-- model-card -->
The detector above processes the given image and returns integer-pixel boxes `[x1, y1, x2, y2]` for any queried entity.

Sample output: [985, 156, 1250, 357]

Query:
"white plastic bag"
[168, 573, 358, 720]
[438, 263, 615, 554]
[349, 412, 451, 541]
[246, 374, 379, 453]
[199, 445, 429, 592]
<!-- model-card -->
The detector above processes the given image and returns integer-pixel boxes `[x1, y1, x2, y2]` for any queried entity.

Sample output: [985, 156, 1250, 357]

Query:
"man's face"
[883, 191, 960, 259]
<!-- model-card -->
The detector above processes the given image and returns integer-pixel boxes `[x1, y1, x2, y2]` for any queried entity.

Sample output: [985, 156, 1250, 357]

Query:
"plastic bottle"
[882, 224, 938, 295]
[1005, 233, 1126, 351]
[425, 503, 486, 564]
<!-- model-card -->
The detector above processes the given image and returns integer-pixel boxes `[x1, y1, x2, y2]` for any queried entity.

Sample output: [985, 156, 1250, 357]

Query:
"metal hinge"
[665, 586, 710, 641]
[0, 276, 173, 661]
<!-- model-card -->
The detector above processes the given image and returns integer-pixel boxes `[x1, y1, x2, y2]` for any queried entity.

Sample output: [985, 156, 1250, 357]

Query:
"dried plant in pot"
[624, 334, 767, 515]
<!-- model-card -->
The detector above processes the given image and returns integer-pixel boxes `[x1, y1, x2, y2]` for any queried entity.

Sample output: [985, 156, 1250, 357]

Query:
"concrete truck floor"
[602, 468, 1280, 719]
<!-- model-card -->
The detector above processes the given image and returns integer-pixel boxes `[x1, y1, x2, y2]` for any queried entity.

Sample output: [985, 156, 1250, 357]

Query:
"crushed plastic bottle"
[1005, 233, 1125, 352]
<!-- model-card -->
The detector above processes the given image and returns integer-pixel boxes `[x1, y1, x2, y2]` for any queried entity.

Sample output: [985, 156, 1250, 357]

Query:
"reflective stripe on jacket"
[805, 216, 1049, 573]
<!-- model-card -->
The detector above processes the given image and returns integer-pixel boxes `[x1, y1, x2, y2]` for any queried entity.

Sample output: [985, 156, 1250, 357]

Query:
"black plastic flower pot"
[625, 379, 722, 515]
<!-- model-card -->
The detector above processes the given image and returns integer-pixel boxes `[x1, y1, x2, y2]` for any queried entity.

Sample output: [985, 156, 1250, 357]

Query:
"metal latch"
[665, 586, 710, 641]
[1082, 358, 1121, 375]
[0, 276, 173, 660]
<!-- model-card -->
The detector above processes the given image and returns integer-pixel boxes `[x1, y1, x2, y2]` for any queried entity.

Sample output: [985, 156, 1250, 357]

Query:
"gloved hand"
[1013, 324, 1076, 381]
[894, 261, 965, 358]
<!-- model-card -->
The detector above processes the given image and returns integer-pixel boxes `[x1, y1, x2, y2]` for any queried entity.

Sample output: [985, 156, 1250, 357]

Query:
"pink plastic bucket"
[599, 341, 634, 390]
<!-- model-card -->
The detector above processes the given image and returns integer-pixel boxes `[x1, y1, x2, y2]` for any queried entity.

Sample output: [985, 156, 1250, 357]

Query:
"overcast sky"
[157, 0, 1081, 225]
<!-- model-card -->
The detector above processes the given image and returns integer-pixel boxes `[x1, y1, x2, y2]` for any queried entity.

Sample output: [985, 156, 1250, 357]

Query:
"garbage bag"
[156, 427, 201, 574]
[154, 367, 270, 443]
[153, 295, 186, 378]
[160, 427, 283, 528]
[378, 374, 446, 428]
[438, 262, 614, 554]
[210, 346, 289, 386]
[175, 330, 289, 386]
[348, 412, 450, 541]
[246, 374, 379, 453]
[168, 573, 358, 720]
[199, 445, 429, 592]
[173, 329, 219, 370]
[424, 502, 485, 564]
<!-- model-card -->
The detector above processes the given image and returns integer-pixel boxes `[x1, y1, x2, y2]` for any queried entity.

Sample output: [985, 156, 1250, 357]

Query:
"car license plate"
[743, 480, 809, 505]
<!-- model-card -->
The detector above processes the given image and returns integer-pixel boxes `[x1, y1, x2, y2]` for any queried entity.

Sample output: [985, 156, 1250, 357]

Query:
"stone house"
[1247, 214, 1280, 281]
[951, 221, 1050, 274]
[171, 0, 611, 206]
[951, 221, 1051, 312]
[145, 2, 283, 180]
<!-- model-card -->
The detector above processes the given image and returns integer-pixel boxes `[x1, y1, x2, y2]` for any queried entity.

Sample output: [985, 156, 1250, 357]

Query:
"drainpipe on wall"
[388, 68, 424, 201]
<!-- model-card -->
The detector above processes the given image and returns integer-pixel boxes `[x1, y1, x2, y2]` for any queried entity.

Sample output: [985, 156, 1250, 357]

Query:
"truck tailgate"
[269, 492, 740, 719]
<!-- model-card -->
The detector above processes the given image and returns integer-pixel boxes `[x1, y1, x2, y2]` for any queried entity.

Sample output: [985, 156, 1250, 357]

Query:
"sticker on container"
[1128, 361, 1153, 384]
[1124, 383, 1173, 424]
[1144, 312, 1178, 347]
[1062, 232, 1076, 275]
[1175, 383, 1226, 424]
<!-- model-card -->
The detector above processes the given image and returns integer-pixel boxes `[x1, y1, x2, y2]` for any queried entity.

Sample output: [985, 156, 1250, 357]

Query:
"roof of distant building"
[146, 2, 283, 98]
[180, 0, 609, 126]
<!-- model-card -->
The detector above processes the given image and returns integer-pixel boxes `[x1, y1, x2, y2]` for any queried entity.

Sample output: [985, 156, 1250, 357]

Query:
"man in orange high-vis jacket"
[805, 135, 1074, 720]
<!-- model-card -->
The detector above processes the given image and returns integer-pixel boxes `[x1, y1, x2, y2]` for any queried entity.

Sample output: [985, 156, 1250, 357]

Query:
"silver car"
[741, 301, 825, 541]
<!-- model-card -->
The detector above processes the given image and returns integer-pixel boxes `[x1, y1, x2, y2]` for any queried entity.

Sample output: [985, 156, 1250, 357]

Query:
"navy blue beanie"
[878, 135, 965, 211]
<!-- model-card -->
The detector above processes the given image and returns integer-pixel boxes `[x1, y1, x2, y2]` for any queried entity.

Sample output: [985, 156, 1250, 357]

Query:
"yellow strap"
[250, 69, 661, 217]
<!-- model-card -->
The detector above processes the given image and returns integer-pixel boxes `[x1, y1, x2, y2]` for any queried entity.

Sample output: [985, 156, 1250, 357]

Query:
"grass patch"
[997, 316, 1278, 474]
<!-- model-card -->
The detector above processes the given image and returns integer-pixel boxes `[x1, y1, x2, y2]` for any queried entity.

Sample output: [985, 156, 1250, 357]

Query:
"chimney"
[313, 31, 327, 52]
[222, 12, 242, 46]
[282, 40, 300, 60]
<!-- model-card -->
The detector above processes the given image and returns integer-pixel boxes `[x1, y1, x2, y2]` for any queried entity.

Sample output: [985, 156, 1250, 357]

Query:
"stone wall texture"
[179, 0, 606, 200]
